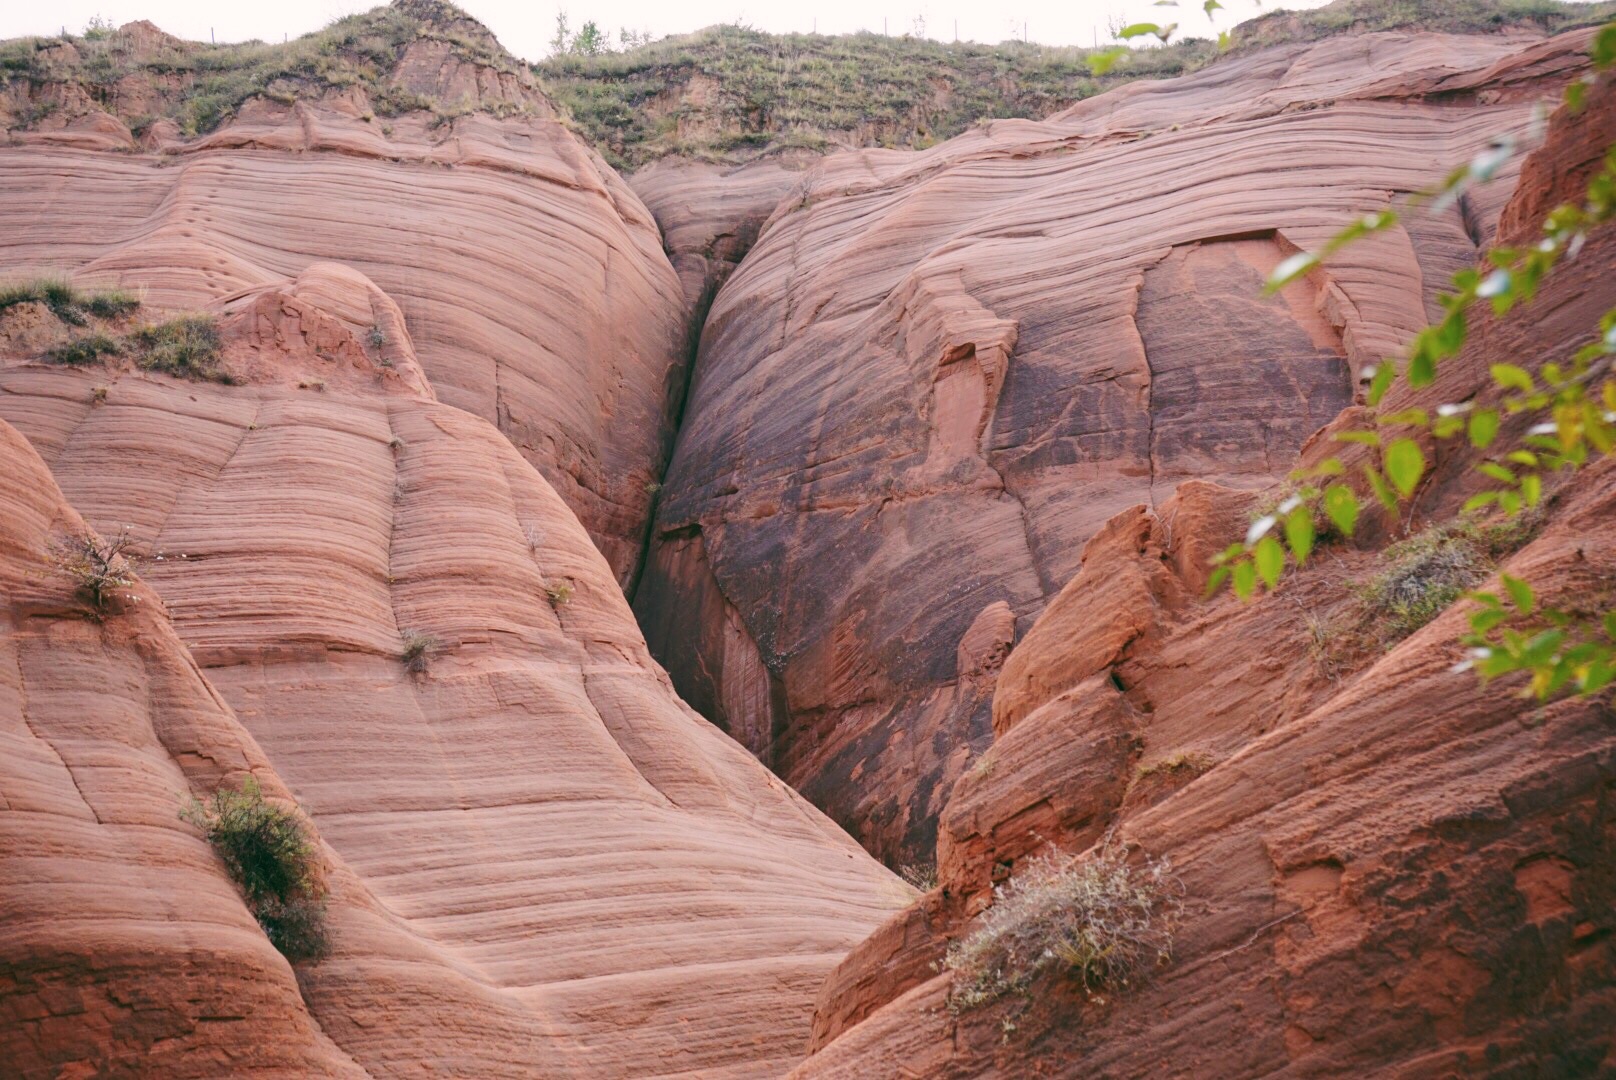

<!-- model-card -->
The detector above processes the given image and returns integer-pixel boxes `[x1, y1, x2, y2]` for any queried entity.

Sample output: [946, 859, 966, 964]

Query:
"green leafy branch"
[1208, 38, 1616, 700]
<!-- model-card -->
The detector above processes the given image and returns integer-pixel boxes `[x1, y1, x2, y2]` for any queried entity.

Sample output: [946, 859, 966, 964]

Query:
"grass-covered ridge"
[535, 0, 1616, 168]
[0, 0, 543, 137]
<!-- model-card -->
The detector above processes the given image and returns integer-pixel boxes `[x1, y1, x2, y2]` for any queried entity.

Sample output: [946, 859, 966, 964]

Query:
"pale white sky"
[4, 0, 1336, 61]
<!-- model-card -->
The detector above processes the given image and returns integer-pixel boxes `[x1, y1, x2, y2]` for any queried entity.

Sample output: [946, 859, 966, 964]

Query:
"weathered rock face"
[0, 418, 367, 1078]
[0, 40, 684, 589]
[0, 266, 908, 1077]
[629, 156, 815, 323]
[793, 80, 1616, 1075]
[637, 27, 1594, 866]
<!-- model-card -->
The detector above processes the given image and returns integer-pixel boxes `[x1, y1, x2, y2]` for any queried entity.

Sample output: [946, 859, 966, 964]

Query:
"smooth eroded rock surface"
[0, 93, 684, 587]
[793, 86, 1616, 1074]
[0, 267, 908, 1077]
[638, 28, 1589, 865]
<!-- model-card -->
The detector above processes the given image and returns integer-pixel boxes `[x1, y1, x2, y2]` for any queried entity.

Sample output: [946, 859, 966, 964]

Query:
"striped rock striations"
[0, 5, 684, 588]
[638, 27, 1601, 866]
[793, 73, 1616, 1076]
[0, 218, 906, 1079]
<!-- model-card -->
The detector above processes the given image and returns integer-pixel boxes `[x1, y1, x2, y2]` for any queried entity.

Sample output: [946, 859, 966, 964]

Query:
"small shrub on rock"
[898, 861, 938, 891]
[45, 332, 121, 366]
[181, 777, 329, 963]
[400, 629, 440, 673]
[52, 527, 139, 618]
[945, 844, 1181, 1012]
[1358, 523, 1489, 640]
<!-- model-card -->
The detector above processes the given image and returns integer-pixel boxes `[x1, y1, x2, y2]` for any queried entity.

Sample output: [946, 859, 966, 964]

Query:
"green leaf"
[1364, 465, 1399, 511]
[1582, 659, 1616, 694]
[1285, 507, 1315, 564]
[1254, 535, 1284, 588]
[1383, 438, 1425, 497]
[1468, 408, 1499, 448]
[1203, 0, 1222, 11]
[1323, 484, 1359, 537]
[1088, 47, 1128, 75]
[1462, 491, 1501, 513]
[1118, 22, 1163, 38]
[1205, 564, 1231, 597]
[1501, 573, 1535, 616]
[1334, 430, 1382, 446]
[1469, 607, 1509, 633]
[1378, 408, 1429, 427]
[1232, 559, 1257, 601]
[1217, 29, 1231, 50]
[1604, 611, 1616, 641]
[1409, 346, 1436, 387]
[1520, 473, 1542, 507]
[1265, 251, 1318, 293]
[1491, 363, 1534, 393]
[1366, 362, 1396, 406]
[1479, 462, 1517, 484]
[1593, 22, 1616, 67]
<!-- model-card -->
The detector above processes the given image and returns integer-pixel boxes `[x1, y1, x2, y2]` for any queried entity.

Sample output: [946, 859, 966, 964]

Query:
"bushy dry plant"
[898, 861, 938, 891]
[945, 844, 1181, 1012]
[181, 777, 329, 962]
[53, 527, 139, 618]
[1135, 750, 1216, 781]
[400, 629, 440, 673]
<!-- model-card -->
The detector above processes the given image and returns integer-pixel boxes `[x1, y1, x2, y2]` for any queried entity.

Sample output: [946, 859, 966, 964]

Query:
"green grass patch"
[0, 277, 140, 325]
[534, 0, 1616, 168]
[45, 332, 121, 366]
[130, 314, 229, 381]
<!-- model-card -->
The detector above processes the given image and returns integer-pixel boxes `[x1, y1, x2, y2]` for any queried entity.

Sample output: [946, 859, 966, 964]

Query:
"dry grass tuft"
[945, 843, 1181, 1012]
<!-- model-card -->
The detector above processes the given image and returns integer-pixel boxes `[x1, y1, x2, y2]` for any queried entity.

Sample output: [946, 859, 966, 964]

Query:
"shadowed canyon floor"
[2, 2, 1616, 1076]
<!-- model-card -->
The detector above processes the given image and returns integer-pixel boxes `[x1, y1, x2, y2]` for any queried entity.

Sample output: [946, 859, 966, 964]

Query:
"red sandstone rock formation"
[0, 9, 684, 589]
[637, 27, 1602, 867]
[629, 156, 815, 323]
[0, 263, 907, 1076]
[792, 74, 1616, 1076]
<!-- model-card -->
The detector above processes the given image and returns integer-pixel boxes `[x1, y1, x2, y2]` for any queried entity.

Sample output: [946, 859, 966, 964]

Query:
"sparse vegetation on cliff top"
[5, 0, 1607, 164]
[534, 0, 1615, 168]
[0, 0, 540, 136]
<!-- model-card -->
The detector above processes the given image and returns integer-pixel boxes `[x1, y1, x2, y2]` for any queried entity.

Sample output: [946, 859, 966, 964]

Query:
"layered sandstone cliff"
[793, 70, 1616, 1077]
[637, 26, 1599, 866]
[3, 2, 1614, 1075]
[0, 21, 910, 1064]
[0, 4, 685, 588]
